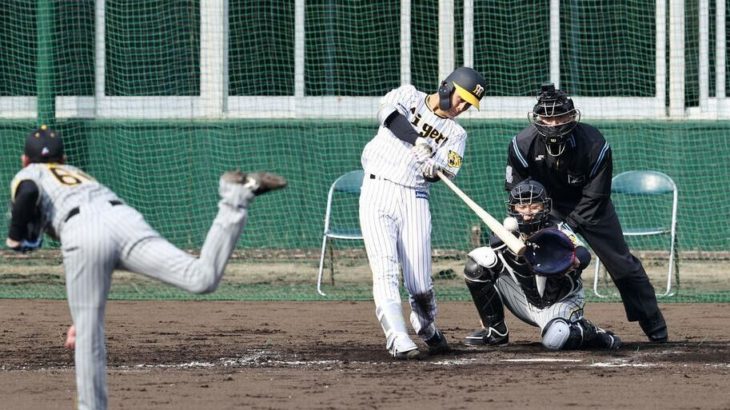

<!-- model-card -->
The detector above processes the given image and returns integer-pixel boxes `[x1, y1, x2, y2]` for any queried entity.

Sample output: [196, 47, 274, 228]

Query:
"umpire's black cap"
[25, 124, 64, 163]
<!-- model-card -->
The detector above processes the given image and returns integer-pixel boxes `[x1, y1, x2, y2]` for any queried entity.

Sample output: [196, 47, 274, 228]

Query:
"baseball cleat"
[222, 171, 287, 195]
[464, 326, 509, 347]
[425, 329, 450, 355]
[389, 334, 421, 360]
[392, 348, 422, 360]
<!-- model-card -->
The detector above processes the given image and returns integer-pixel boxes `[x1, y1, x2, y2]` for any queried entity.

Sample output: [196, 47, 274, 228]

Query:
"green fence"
[1, 119, 728, 250]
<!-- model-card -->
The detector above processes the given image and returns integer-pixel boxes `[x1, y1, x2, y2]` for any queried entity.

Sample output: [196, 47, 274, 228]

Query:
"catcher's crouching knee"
[464, 247, 502, 282]
[541, 318, 586, 350]
[541, 319, 571, 350]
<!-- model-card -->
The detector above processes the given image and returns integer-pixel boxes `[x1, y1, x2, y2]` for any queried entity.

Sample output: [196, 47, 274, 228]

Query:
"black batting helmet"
[438, 67, 487, 111]
[25, 124, 64, 163]
[507, 179, 552, 235]
[528, 83, 581, 155]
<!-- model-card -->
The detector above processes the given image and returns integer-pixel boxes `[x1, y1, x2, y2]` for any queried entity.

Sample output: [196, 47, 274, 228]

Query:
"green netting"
[0, 1, 727, 301]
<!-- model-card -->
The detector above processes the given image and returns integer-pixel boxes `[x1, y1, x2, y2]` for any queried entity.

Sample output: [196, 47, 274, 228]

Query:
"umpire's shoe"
[464, 323, 509, 347]
[640, 310, 668, 343]
[425, 329, 450, 355]
[222, 171, 288, 196]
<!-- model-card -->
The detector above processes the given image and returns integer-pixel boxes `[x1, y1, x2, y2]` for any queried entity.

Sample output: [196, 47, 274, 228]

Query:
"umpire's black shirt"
[506, 123, 613, 229]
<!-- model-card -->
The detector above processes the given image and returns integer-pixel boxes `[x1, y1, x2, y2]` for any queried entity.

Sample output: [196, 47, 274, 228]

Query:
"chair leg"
[328, 241, 335, 286]
[593, 259, 609, 298]
[317, 236, 329, 296]
[659, 236, 680, 298]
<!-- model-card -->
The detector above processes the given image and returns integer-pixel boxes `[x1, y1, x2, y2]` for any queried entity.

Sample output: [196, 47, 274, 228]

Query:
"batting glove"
[411, 137, 436, 163]
[422, 158, 441, 180]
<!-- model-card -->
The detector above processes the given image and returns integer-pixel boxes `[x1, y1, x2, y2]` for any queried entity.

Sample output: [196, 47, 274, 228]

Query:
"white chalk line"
[117, 351, 658, 370]
[8, 348, 727, 372]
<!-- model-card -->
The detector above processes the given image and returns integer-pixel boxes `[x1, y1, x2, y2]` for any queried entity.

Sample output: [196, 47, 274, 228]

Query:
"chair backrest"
[332, 170, 364, 195]
[611, 170, 676, 195]
[323, 170, 364, 233]
[610, 170, 678, 234]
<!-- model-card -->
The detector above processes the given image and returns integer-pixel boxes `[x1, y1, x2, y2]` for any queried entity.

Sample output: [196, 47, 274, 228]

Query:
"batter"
[359, 67, 487, 359]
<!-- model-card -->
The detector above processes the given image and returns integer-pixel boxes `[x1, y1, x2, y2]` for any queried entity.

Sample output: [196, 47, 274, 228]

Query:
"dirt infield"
[0, 300, 728, 409]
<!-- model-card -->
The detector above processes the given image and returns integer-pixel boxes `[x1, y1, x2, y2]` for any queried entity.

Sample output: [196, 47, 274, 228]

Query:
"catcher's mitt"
[523, 228, 575, 276]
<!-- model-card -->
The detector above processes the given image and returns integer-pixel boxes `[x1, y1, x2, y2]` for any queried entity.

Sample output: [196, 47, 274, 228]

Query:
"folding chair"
[593, 170, 679, 298]
[316, 170, 364, 296]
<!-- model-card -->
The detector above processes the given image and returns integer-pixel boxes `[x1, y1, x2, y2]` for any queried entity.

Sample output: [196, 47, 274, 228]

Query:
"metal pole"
[37, 0, 55, 126]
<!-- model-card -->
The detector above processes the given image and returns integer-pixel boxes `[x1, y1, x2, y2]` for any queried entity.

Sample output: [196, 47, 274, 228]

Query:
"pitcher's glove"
[523, 228, 575, 276]
[7, 236, 43, 253]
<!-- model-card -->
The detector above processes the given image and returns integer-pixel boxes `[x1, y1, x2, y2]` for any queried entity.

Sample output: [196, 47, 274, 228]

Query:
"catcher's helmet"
[438, 67, 487, 111]
[25, 124, 64, 163]
[507, 179, 552, 235]
[528, 83, 580, 156]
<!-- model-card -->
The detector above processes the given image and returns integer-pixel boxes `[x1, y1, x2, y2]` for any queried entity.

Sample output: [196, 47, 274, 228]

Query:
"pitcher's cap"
[25, 124, 64, 163]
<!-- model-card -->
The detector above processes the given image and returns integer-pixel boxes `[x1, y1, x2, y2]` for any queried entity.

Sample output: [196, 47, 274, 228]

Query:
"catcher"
[462, 179, 621, 350]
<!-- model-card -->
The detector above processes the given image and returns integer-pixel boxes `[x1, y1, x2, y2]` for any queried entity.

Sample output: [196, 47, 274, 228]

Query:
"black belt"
[64, 200, 123, 223]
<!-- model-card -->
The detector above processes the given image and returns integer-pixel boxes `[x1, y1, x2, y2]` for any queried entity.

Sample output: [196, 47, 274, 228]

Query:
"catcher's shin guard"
[581, 320, 622, 350]
[464, 276, 506, 332]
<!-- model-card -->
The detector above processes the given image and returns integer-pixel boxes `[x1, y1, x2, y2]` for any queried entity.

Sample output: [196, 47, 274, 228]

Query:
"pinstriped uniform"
[494, 270, 585, 329]
[360, 85, 468, 352]
[11, 163, 253, 410]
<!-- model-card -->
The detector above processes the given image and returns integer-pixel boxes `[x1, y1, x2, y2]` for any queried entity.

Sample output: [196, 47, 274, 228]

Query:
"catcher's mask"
[507, 179, 552, 235]
[438, 67, 487, 111]
[528, 83, 580, 156]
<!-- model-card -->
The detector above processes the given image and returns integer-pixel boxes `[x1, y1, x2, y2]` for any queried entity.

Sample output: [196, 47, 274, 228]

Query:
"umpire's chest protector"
[516, 126, 600, 198]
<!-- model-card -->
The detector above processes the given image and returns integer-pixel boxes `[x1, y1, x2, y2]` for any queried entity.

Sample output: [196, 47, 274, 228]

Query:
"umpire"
[504, 83, 667, 342]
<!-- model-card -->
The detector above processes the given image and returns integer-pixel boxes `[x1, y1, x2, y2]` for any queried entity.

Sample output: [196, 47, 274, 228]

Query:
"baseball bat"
[436, 170, 526, 256]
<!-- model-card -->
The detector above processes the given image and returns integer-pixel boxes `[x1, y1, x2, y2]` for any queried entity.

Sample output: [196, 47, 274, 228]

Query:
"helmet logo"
[472, 84, 485, 98]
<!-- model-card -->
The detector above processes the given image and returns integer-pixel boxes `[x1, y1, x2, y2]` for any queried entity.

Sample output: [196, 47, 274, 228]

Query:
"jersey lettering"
[419, 124, 447, 145]
[47, 165, 94, 186]
[410, 110, 422, 128]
